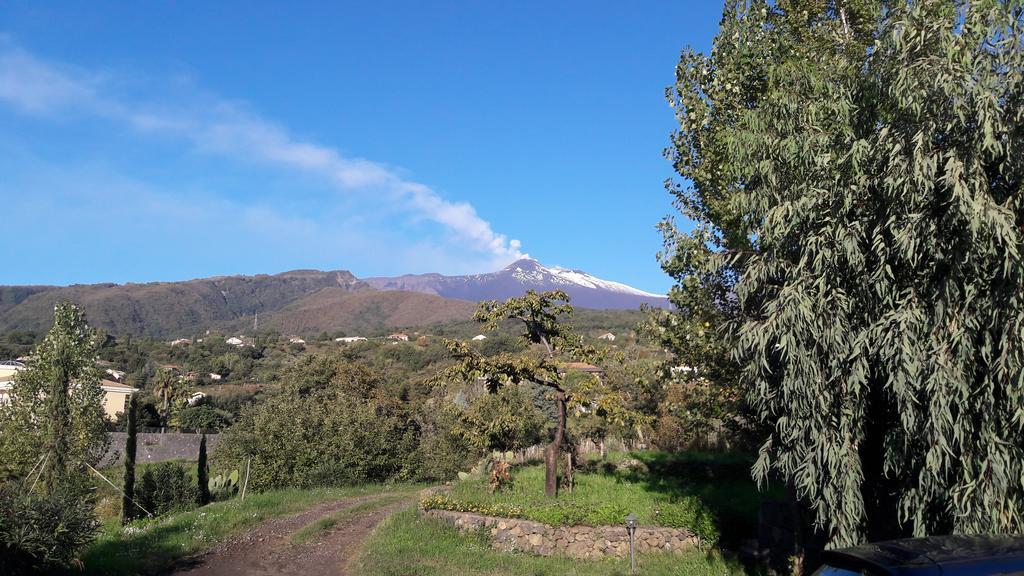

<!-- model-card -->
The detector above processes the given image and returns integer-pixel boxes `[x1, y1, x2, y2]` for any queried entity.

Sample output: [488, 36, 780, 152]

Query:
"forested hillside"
[0, 269, 653, 340]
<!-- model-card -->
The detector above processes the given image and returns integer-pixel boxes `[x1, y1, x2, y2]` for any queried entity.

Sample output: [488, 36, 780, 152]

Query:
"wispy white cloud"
[0, 39, 526, 268]
[0, 40, 98, 114]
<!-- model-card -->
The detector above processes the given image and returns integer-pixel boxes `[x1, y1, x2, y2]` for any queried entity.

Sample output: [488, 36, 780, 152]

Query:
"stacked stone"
[424, 509, 698, 559]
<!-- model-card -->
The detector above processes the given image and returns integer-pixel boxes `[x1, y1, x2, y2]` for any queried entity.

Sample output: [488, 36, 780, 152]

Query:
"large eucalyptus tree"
[662, 0, 1024, 545]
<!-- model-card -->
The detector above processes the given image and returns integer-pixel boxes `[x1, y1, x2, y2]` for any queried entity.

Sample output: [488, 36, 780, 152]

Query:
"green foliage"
[121, 395, 138, 525]
[663, 0, 1024, 545]
[137, 462, 199, 517]
[151, 368, 183, 426]
[177, 404, 234, 431]
[413, 403, 482, 482]
[440, 290, 640, 498]
[207, 470, 240, 500]
[472, 333, 526, 356]
[0, 302, 109, 487]
[460, 385, 546, 453]
[651, 379, 737, 452]
[197, 435, 210, 506]
[422, 463, 720, 544]
[215, 355, 420, 489]
[0, 480, 100, 575]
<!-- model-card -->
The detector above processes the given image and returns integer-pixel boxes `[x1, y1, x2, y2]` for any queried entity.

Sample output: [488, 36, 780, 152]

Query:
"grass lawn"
[626, 451, 784, 548]
[355, 508, 748, 576]
[424, 452, 779, 546]
[81, 483, 419, 576]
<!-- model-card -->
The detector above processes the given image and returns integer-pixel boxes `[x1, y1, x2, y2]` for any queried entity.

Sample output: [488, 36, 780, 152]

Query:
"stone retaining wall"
[424, 509, 699, 559]
[100, 432, 221, 467]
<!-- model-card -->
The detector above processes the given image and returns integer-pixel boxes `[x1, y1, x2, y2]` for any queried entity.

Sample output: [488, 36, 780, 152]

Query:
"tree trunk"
[544, 390, 567, 497]
[860, 379, 905, 542]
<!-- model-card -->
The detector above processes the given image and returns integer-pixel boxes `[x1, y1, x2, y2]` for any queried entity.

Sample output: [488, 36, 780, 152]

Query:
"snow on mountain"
[366, 258, 669, 310]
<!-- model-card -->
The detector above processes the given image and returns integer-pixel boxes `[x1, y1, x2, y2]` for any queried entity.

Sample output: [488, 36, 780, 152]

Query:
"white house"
[471, 334, 488, 341]
[0, 360, 24, 380]
[598, 332, 616, 341]
[670, 365, 694, 376]
[335, 337, 367, 344]
[226, 337, 246, 347]
[187, 391, 207, 406]
[0, 375, 13, 405]
[387, 333, 410, 342]
[0, 373, 139, 419]
[208, 372, 223, 381]
[169, 338, 192, 347]
[288, 336, 306, 345]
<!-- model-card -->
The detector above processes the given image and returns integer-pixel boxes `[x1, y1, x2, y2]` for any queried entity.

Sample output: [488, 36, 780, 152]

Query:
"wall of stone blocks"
[424, 508, 699, 559]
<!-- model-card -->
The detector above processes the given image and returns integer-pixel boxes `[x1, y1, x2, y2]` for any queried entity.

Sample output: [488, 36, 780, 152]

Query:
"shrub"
[177, 405, 233, 431]
[208, 470, 240, 500]
[0, 481, 99, 575]
[461, 385, 546, 453]
[137, 462, 199, 517]
[215, 358, 420, 489]
[413, 404, 481, 482]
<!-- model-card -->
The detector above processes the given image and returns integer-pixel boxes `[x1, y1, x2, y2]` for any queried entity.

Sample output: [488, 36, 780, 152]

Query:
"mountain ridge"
[366, 258, 669, 310]
[0, 260, 666, 338]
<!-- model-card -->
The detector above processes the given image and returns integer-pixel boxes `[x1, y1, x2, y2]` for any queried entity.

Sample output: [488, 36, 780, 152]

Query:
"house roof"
[0, 378, 137, 393]
[100, 379, 139, 393]
[562, 362, 604, 373]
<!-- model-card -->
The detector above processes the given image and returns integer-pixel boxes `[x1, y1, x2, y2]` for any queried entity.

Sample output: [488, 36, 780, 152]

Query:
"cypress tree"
[197, 433, 210, 506]
[121, 394, 138, 524]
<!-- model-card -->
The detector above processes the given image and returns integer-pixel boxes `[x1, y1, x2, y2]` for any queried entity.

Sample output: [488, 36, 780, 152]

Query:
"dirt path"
[172, 493, 414, 576]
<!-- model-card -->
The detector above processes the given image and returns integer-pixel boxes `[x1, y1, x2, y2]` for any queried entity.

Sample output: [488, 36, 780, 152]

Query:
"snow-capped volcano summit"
[366, 258, 669, 310]
[506, 259, 665, 298]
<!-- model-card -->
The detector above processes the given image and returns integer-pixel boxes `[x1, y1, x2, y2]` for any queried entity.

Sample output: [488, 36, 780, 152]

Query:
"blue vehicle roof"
[820, 535, 1024, 576]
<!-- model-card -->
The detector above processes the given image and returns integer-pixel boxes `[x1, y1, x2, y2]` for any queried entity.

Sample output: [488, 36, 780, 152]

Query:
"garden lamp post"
[626, 512, 637, 575]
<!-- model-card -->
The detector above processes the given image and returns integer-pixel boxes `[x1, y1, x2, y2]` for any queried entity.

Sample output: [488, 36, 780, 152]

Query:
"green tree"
[151, 368, 177, 426]
[0, 303, 106, 572]
[121, 394, 139, 525]
[663, 0, 1024, 545]
[0, 303, 108, 489]
[460, 385, 546, 453]
[440, 291, 636, 497]
[197, 434, 210, 506]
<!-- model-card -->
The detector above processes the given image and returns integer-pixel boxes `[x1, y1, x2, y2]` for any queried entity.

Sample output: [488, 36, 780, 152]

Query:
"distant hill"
[0, 261, 665, 339]
[366, 258, 670, 310]
[0, 270, 369, 338]
[251, 288, 478, 336]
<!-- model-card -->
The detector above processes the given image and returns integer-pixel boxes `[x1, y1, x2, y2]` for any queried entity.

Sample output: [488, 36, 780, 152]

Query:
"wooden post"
[240, 457, 251, 501]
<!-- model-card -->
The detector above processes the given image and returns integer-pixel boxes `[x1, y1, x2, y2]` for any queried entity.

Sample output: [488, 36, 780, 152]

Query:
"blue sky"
[0, 2, 720, 293]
